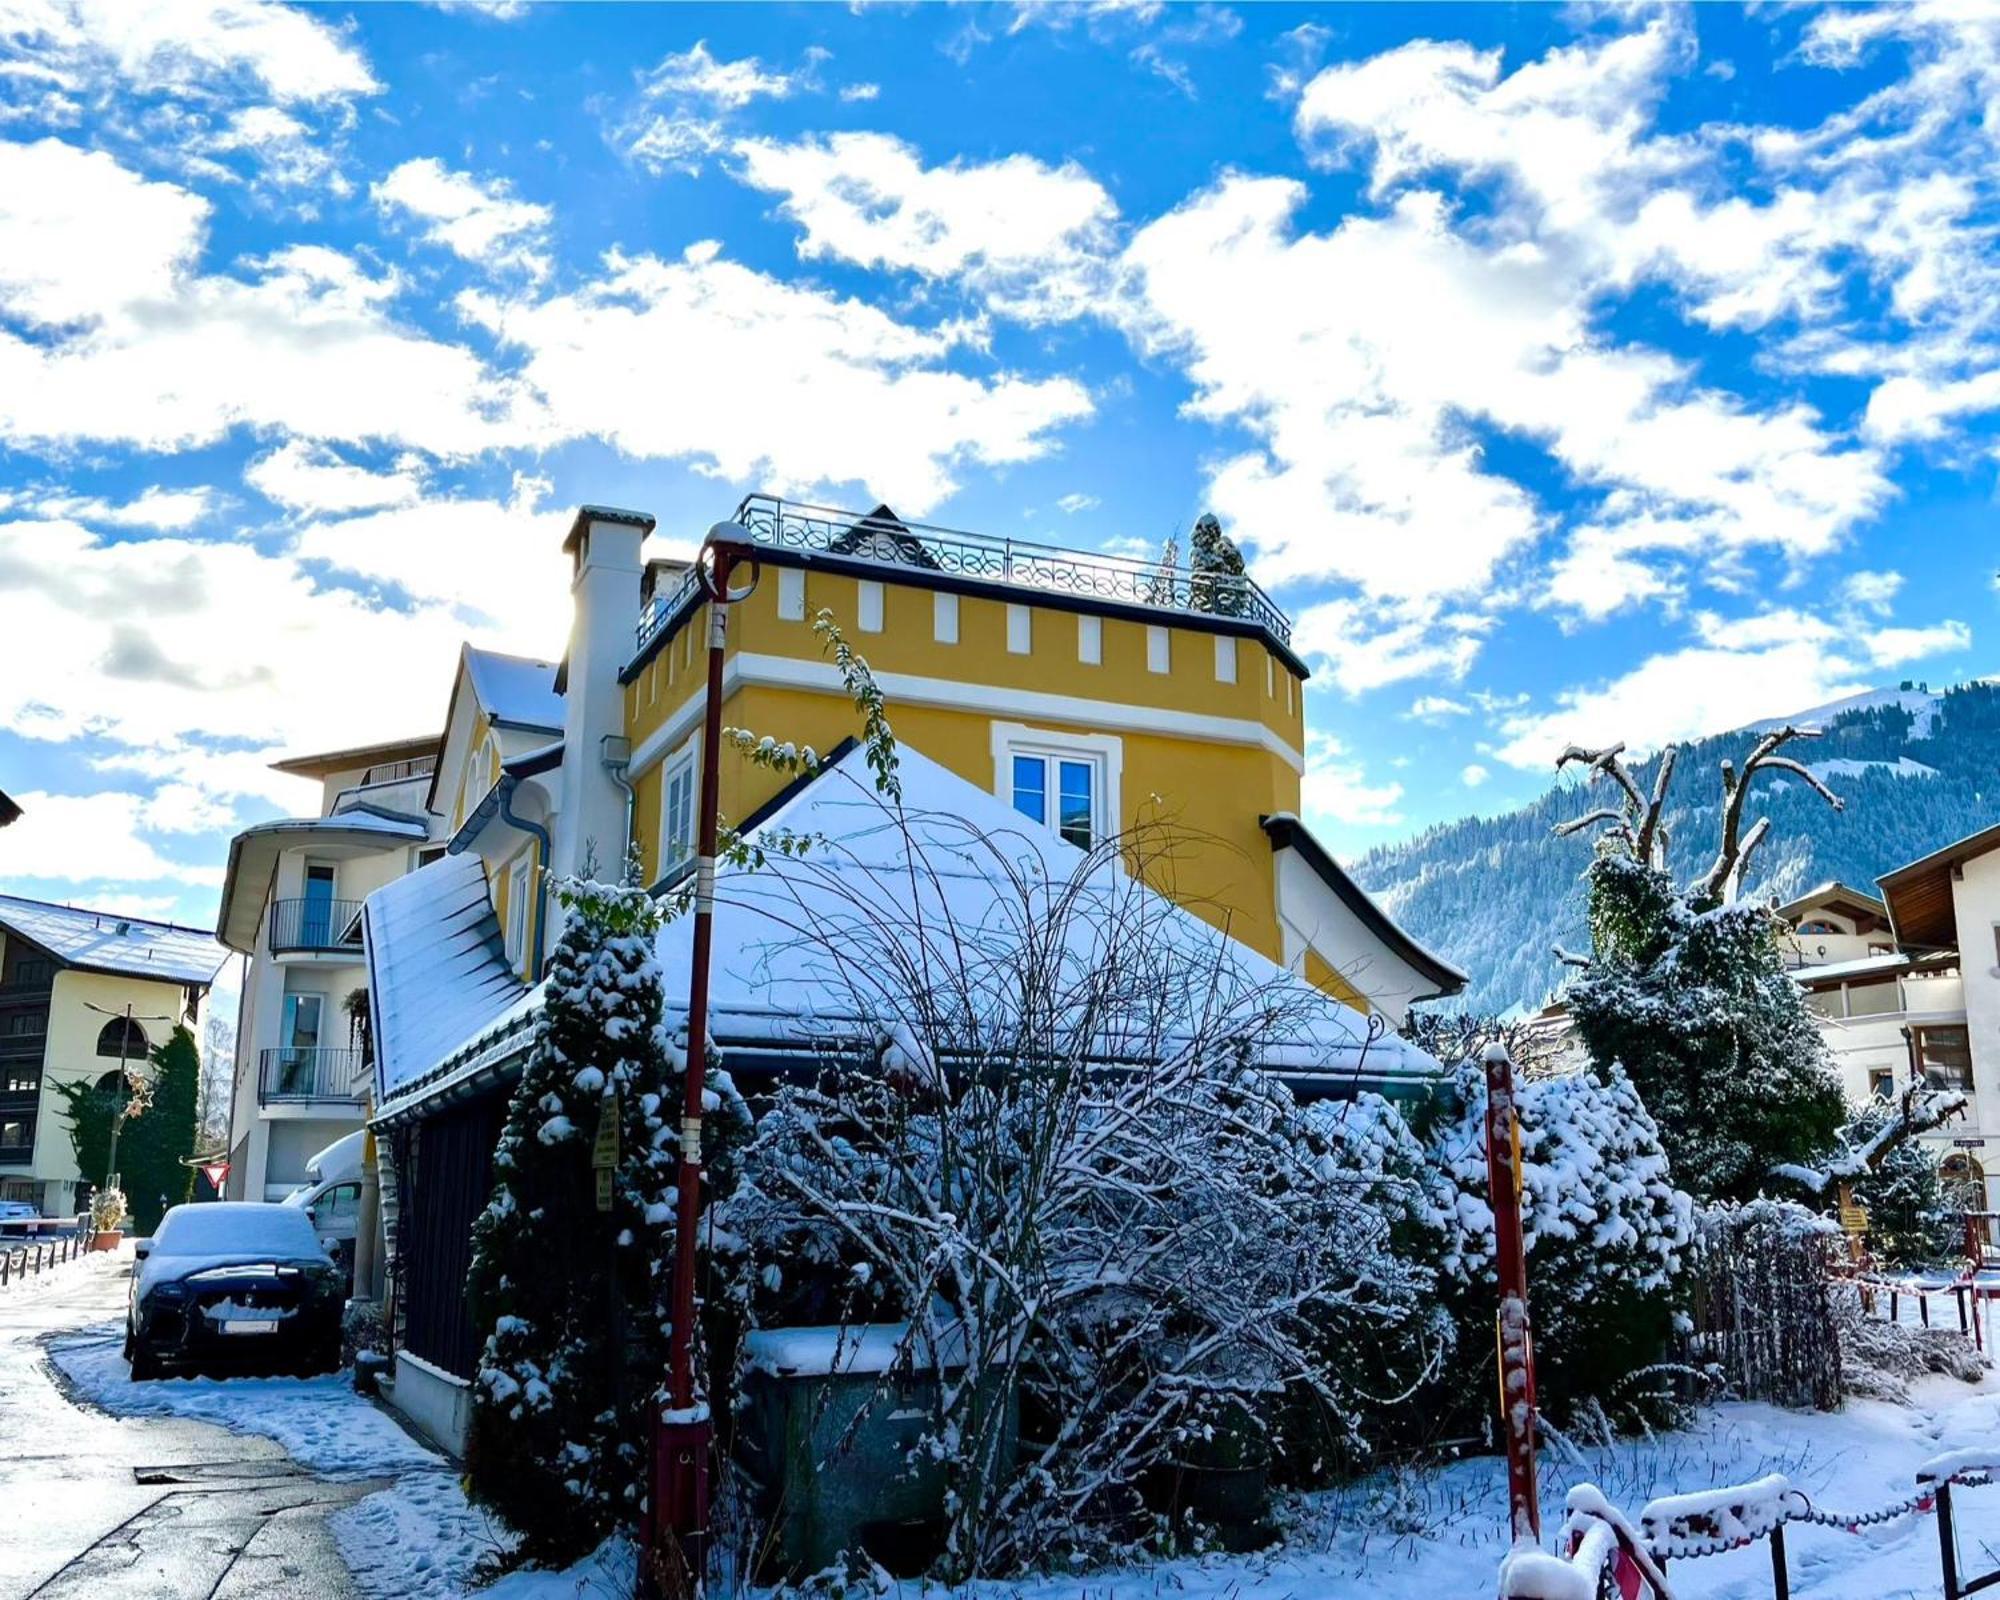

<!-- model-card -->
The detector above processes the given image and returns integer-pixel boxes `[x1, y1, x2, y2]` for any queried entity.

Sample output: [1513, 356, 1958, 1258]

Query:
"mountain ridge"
[1353, 679, 1999, 1016]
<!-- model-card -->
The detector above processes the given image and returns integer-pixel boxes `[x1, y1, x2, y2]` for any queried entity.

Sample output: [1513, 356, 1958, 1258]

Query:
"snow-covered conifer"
[464, 862, 750, 1568]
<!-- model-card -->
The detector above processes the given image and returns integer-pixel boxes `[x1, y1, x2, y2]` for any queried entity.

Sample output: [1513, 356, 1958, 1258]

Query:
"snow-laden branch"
[1774, 1086, 1968, 1194]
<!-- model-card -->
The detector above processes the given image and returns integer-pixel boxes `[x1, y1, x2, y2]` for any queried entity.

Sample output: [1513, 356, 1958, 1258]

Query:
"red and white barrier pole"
[1484, 1042, 1542, 1546]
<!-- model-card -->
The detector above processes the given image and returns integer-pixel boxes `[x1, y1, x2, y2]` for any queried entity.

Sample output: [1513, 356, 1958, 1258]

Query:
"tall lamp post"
[80, 1000, 174, 1198]
[653, 524, 757, 1594]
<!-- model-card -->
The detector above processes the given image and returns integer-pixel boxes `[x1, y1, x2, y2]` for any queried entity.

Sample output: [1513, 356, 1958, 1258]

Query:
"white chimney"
[554, 504, 653, 880]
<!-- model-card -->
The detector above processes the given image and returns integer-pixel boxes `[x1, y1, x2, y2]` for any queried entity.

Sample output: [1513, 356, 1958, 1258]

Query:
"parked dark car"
[125, 1202, 343, 1380]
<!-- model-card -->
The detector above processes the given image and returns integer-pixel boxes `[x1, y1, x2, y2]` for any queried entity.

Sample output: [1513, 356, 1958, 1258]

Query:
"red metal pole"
[1483, 1041, 1541, 1545]
[654, 541, 741, 1585]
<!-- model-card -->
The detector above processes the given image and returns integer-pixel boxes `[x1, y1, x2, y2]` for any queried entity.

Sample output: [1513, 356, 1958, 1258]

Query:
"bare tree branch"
[1691, 725, 1841, 905]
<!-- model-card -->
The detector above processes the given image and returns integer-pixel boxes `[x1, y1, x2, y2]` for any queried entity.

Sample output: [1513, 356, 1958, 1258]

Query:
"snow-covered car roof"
[138, 1203, 330, 1299]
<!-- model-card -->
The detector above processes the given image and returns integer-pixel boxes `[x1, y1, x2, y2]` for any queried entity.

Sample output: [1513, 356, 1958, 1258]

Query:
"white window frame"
[506, 855, 530, 966]
[659, 740, 699, 874]
[858, 579, 884, 633]
[1007, 603, 1032, 655]
[990, 721, 1123, 851]
[777, 567, 806, 621]
[1146, 625, 1170, 675]
[1077, 614, 1101, 665]
[1214, 634, 1237, 684]
[934, 591, 959, 644]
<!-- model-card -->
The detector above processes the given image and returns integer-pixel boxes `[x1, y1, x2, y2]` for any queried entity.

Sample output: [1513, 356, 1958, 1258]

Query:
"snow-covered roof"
[0, 894, 226, 986]
[364, 853, 527, 1100]
[464, 647, 564, 732]
[375, 743, 1440, 1123]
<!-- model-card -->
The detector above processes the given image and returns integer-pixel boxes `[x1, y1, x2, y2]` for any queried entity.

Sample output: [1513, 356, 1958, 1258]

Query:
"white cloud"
[1290, 593, 1490, 695]
[1841, 570, 1904, 614]
[733, 131, 1120, 322]
[292, 472, 571, 640]
[0, 515, 527, 808]
[1056, 493, 1099, 514]
[0, 0, 380, 107]
[1407, 695, 1469, 718]
[203, 103, 344, 192]
[245, 441, 425, 515]
[1460, 763, 1489, 788]
[1301, 733, 1404, 827]
[459, 242, 1092, 514]
[373, 156, 551, 278]
[0, 139, 540, 457]
[1494, 607, 1973, 768]
[839, 82, 879, 103]
[40, 486, 215, 530]
[0, 789, 223, 887]
[640, 40, 807, 110]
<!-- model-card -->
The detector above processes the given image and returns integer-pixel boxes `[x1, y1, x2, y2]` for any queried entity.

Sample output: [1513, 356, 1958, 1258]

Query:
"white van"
[282, 1129, 365, 1282]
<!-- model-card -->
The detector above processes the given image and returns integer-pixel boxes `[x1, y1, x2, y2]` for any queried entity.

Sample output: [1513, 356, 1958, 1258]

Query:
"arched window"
[95, 1017, 149, 1059]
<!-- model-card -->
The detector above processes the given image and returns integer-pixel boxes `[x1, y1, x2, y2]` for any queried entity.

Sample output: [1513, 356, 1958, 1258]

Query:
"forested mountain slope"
[1353, 682, 2000, 1016]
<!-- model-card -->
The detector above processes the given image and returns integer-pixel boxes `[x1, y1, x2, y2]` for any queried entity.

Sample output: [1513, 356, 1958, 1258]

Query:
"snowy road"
[0, 1254, 378, 1600]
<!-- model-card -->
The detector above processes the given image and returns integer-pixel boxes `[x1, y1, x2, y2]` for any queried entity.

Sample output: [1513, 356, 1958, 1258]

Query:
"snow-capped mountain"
[1355, 679, 1999, 1017]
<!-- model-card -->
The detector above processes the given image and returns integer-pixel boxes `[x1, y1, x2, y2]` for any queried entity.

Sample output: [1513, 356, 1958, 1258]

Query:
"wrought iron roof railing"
[633, 495, 1292, 657]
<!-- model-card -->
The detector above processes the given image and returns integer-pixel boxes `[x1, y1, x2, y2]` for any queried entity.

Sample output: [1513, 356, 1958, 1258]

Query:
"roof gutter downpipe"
[498, 776, 553, 979]
[602, 734, 635, 883]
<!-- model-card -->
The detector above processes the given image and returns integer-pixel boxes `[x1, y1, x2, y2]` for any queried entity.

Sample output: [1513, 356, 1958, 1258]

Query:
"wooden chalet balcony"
[635, 494, 1295, 656]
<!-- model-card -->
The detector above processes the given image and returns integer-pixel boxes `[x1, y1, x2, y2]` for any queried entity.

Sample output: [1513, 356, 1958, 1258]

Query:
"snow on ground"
[47, 1317, 631, 1599]
[0, 1241, 123, 1303]
[43, 1305, 2000, 1598]
[51, 1320, 439, 1477]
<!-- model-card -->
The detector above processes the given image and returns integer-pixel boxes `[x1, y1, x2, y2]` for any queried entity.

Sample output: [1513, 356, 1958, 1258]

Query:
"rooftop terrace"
[634, 494, 1292, 660]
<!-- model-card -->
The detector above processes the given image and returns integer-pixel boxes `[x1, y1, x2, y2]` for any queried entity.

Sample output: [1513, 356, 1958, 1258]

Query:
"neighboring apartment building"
[214, 657, 563, 1205]
[0, 895, 225, 1214]
[1779, 869, 1991, 1208]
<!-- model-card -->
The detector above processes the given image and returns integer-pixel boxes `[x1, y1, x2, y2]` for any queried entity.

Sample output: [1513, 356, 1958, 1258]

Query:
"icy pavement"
[0, 1250, 370, 1599]
[40, 1286, 629, 1598]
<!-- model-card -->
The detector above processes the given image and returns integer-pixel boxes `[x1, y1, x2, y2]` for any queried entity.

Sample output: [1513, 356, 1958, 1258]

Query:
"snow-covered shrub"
[1843, 1106, 1964, 1268]
[719, 801, 1447, 1580]
[464, 865, 752, 1569]
[1567, 851, 1847, 1204]
[1428, 1057, 1693, 1428]
[1834, 1286, 1986, 1401]
[90, 1185, 128, 1234]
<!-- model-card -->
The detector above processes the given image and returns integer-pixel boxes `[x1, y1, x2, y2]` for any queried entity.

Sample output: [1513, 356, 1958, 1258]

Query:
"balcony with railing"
[258, 1047, 365, 1105]
[268, 898, 365, 957]
[634, 494, 1295, 658]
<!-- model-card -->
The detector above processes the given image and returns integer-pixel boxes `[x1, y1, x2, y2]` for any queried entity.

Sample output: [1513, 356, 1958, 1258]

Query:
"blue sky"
[0, 0, 1993, 935]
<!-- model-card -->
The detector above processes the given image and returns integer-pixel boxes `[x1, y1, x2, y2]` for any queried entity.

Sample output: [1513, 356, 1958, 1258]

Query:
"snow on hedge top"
[654, 743, 1436, 1081]
[365, 852, 527, 1096]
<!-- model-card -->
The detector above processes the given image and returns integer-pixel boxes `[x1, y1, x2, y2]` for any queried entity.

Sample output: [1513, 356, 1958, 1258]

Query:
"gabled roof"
[0, 894, 226, 986]
[1260, 813, 1467, 998]
[364, 853, 527, 1100]
[1879, 820, 2000, 951]
[1792, 949, 1958, 990]
[376, 743, 1442, 1124]
[464, 647, 564, 733]
[1774, 880, 1889, 933]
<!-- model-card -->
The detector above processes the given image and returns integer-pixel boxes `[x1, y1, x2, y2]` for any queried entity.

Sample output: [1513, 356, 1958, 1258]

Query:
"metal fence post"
[1771, 1521, 1790, 1600]
[1940, 1481, 1961, 1599]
